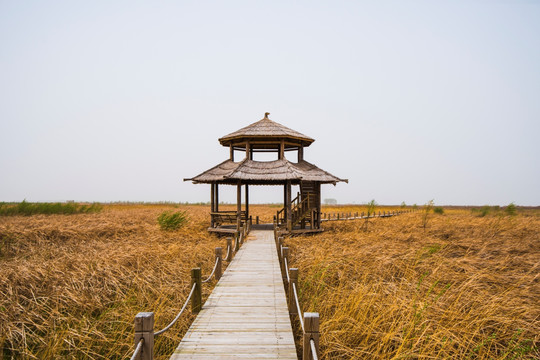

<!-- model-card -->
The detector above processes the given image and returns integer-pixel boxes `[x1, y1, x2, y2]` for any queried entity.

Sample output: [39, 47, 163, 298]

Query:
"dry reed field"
[287, 206, 540, 359]
[1, 204, 538, 359]
[0, 204, 224, 359]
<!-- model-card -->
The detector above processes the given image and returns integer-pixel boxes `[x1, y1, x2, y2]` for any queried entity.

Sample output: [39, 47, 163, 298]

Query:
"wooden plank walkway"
[170, 230, 297, 359]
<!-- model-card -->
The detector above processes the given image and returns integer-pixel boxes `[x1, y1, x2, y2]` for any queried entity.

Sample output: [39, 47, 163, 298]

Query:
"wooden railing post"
[303, 312, 320, 360]
[226, 237, 233, 261]
[256, 216, 259, 224]
[281, 247, 289, 283]
[277, 236, 283, 257]
[134, 312, 154, 360]
[235, 231, 240, 251]
[288, 268, 298, 315]
[215, 247, 222, 281]
[191, 268, 202, 314]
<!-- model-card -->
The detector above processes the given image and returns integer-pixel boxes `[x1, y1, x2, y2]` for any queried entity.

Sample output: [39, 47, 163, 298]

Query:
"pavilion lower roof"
[184, 159, 348, 185]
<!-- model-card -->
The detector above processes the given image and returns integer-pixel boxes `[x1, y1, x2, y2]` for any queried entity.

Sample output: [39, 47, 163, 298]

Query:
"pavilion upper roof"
[184, 158, 347, 185]
[218, 113, 315, 148]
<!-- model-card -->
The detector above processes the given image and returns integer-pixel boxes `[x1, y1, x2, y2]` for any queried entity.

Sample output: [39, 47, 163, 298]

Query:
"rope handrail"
[154, 282, 197, 337]
[284, 257, 290, 283]
[129, 338, 144, 360]
[310, 339, 318, 360]
[202, 257, 220, 283]
[292, 282, 304, 332]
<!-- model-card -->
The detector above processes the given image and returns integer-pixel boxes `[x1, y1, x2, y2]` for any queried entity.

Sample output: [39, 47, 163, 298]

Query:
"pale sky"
[1, 1, 539, 206]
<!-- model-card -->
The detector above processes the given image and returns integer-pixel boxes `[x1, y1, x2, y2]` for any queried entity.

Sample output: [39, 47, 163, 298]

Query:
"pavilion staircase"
[276, 181, 320, 231]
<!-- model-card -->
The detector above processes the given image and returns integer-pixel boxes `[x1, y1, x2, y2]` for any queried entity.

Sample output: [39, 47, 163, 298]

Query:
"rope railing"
[153, 282, 197, 336]
[202, 257, 220, 283]
[129, 339, 144, 360]
[128, 227, 251, 360]
[275, 231, 320, 360]
[310, 339, 319, 360]
[284, 257, 290, 284]
[292, 282, 304, 332]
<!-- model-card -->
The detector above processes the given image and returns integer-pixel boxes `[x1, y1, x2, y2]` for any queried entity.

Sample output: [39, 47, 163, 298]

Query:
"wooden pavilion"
[184, 113, 347, 234]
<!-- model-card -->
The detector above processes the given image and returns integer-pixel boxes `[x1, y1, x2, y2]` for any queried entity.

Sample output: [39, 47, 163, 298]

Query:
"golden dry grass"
[0, 204, 223, 359]
[1, 204, 538, 359]
[286, 207, 540, 359]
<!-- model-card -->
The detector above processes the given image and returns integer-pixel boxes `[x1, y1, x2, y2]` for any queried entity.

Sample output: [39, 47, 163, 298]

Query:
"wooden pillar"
[210, 184, 215, 227]
[283, 183, 287, 224]
[245, 142, 250, 159]
[279, 139, 285, 160]
[236, 182, 242, 230]
[191, 268, 202, 314]
[316, 183, 321, 229]
[245, 184, 249, 221]
[226, 237, 233, 261]
[288, 268, 298, 315]
[298, 146, 303, 162]
[134, 312, 154, 360]
[215, 247, 222, 281]
[286, 180, 292, 231]
[303, 313, 320, 360]
[230, 145, 234, 161]
[215, 183, 219, 212]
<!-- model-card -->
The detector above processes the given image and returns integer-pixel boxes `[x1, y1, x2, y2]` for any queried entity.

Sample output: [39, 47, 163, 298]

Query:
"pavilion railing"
[320, 208, 415, 222]
[127, 225, 251, 360]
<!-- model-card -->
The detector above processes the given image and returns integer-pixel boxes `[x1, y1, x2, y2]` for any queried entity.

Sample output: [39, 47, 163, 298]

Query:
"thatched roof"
[219, 113, 315, 147]
[185, 158, 347, 185]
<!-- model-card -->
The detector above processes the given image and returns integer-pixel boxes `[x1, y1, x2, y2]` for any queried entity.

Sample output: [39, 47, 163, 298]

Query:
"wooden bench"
[211, 211, 246, 226]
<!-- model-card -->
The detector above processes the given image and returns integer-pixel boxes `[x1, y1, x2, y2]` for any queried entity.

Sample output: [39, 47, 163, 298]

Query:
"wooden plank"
[170, 230, 297, 359]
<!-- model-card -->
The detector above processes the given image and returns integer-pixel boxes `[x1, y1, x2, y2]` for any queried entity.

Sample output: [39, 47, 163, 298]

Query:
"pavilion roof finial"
[264, 112, 270, 118]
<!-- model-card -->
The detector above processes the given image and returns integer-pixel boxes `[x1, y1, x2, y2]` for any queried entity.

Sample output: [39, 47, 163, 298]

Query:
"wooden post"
[303, 313, 320, 360]
[191, 268, 202, 314]
[215, 247, 222, 281]
[214, 183, 219, 212]
[289, 268, 298, 315]
[239, 226, 244, 244]
[210, 184, 215, 228]
[281, 247, 289, 283]
[235, 231, 240, 251]
[286, 181, 292, 231]
[230, 144, 234, 161]
[256, 216, 259, 224]
[298, 146, 303, 162]
[226, 237, 233, 261]
[245, 184, 249, 221]
[277, 237, 283, 258]
[237, 182, 242, 230]
[134, 312, 154, 360]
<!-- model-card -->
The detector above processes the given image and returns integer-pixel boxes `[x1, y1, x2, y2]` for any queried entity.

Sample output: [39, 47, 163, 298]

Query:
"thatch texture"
[185, 159, 347, 185]
[219, 113, 314, 147]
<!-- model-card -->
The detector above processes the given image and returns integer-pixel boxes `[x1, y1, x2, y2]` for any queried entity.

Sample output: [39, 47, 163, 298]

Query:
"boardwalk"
[170, 229, 297, 359]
